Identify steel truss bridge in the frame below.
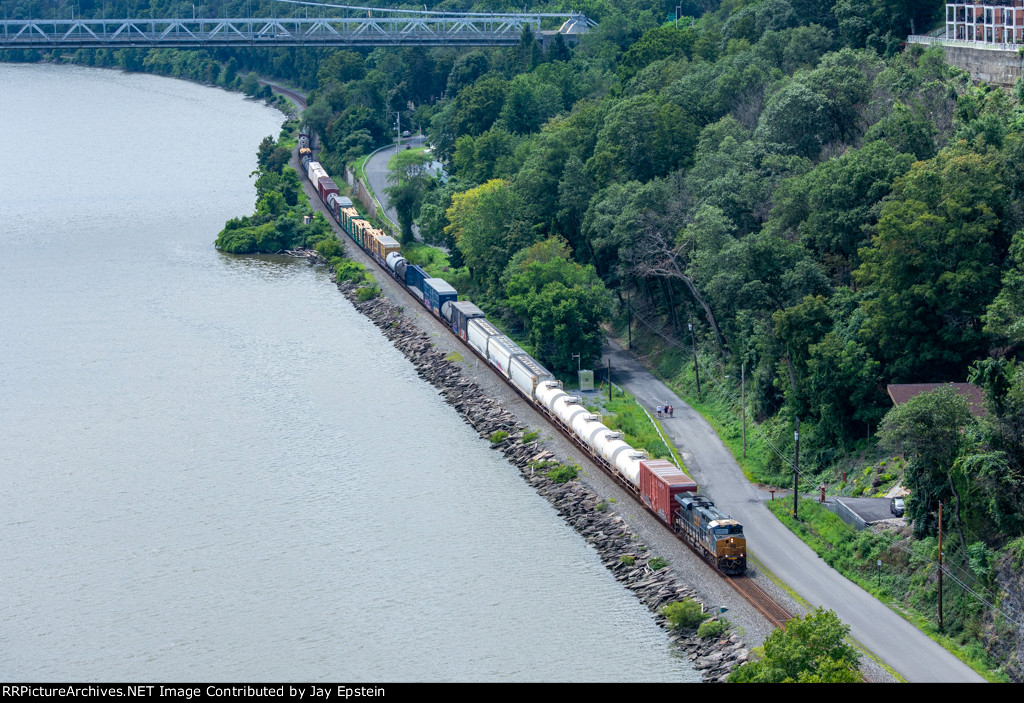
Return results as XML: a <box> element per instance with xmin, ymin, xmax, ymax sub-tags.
<box><xmin>0</xmin><ymin>7</ymin><xmax>595</xmax><ymax>50</ymax></box>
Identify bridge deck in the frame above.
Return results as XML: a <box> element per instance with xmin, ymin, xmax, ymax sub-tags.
<box><xmin>0</xmin><ymin>15</ymin><xmax>591</xmax><ymax>49</ymax></box>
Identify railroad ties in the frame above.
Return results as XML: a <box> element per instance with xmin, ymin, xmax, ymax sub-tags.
<box><xmin>334</xmin><ymin>274</ymin><xmax>751</xmax><ymax>681</ymax></box>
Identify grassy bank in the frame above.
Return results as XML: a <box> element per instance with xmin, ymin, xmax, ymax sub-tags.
<box><xmin>767</xmin><ymin>499</ymin><xmax>1008</xmax><ymax>681</ymax></box>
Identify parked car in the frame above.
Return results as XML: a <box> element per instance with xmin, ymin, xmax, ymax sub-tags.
<box><xmin>890</xmin><ymin>496</ymin><xmax>905</xmax><ymax>517</ymax></box>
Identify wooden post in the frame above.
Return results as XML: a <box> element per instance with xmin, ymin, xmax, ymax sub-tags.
<box><xmin>938</xmin><ymin>501</ymin><xmax>944</xmax><ymax>632</ymax></box>
<box><xmin>689</xmin><ymin>313</ymin><xmax>701</xmax><ymax>401</ymax></box>
<box><xmin>627</xmin><ymin>289</ymin><xmax>632</xmax><ymax>350</ymax></box>
<box><xmin>741</xmin><ymin>362</ymin><xmax>746</xmax><ymax>459</ymax></box>
<box><xmin>793</xmin><ymin>419</ymin><xmax>800</xmax><ymax>517</ymax></box>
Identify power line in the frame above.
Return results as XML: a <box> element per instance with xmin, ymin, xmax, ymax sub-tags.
<box><xmin>627</xmin><ymin>303</ymin><xmax>796</xmax><ymax>468</ymax></box>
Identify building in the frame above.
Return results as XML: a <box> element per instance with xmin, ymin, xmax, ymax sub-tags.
<box><xmin>946</xmin><ymin>2</ymin><xmax>1024</xmax><ymax>44</ymax></box>
<box><xmin>886</xmin><ymin>382</ymin><xmax>988</xmax><ymax>418</ymax></box>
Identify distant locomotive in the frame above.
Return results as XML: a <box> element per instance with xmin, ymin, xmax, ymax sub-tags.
<box><xmin>297</xmin><ymin>129</ymin><xmax>746</xmax><ymax>574</ymax></box>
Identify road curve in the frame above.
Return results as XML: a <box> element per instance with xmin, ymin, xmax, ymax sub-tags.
<box><xmin>603</xmin><ymin>338</ymin><xmax>986</xmax><ymax>683</ymax></box>
<box><xmin>364</xmin><ymin>136</ymin><xmax>429</xmax><ymax>240</ymax></box>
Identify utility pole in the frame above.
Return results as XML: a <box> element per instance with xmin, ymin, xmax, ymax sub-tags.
<box><xmin>626</xmin><ymin>289</ymin><xmax>632</xmax><ymax>350</ymax></box>
<box><xmin>793</xmin><ymin>418</ymin><xmax>800</xmax><ymax>517</ymax></box>
<box><xmin>607</xmin><ymin>359</ymin><xmax>612</xmax><ymax>401</ymax></box>
<box><xmin>741</xmin><ymin>362</ymin><xmax>746</xmax><ymax>459</ymax></box>
<box><xmin>938</xmin><ymin>502</ymin><xmax>944</xmax><ymax>632</ymax></box>
<box><xmin>688</xmin><ymin>313</ymin><xmax>701</xmax><ymax>401</ymax></box>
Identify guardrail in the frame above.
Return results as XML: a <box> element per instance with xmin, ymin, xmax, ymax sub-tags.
<box><xmin>908</xmin><ymin>34</ymin><xmax>1024</xmax><ymax>52</ymax></box>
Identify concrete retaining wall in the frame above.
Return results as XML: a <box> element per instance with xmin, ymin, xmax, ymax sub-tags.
<box><xmin>941</xmin><ymin>45</ymin><xmax>1024</xmax><ymax>86</ymax></box>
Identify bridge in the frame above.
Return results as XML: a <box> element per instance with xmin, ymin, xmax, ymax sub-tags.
<box><xmin>0</xmin><ymin>6</ymin><xmax>595</xmax><ymax>50</ymax></box>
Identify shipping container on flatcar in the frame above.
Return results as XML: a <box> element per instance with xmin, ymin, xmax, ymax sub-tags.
<box><xmin>441</xmin><ymin>300</ymin><xmax>485</xmax><ymax>342</ymax></box>
<box><xmin>422</xmin><ymin>278</ymin><xmax>457</xmax><ymax>316</ymax></box>
<box><xmin>367</xmin><ymin>231</ymin><xmax>401</xmax><ymax>266</ymax></box>
<box><xmin>404</xmin><ymin>264</ymin><xmax>428</xmax><ymax>299</ymax></box>
<box><xmin>327</xmin><ymin>194</ymin><xmax>352</xmax><ymax>222</ymax></box>
<box><xmin>318</xmin><ymin>176</ymin><xmax>339</xmax><ymax>203</ymax></box>
<box><xmin>639</xmin><ymin>459</ymin><xmax>697</xmax><ymax>525</ymax></box>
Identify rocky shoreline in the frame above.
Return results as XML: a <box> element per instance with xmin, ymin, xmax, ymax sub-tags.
<box><xmin>332</xmin><ymin>271</ymin><xmax>750</xmax><ymax>683</ymax></box>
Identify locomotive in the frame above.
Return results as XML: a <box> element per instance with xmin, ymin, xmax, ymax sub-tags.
<box><xmin>297</xmin><ymin>130</ymin><xmax>746</xmax><ymax>574</ymax></box>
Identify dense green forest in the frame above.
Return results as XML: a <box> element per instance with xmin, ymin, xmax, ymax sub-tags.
<box><xmin>8</xmin><ymin>0</ymin><xmax>1024</xmax><ymax>677</ymax></box>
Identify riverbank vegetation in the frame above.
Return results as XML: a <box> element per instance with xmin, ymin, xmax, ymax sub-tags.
<box><xmin>214</xmin><ymin>132</ymin><xmax>336</xmax><ymax>255</ymax></box>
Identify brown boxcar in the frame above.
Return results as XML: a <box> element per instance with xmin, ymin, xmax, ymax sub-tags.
<box><xmin>639</xmin><ymin>459</ymin><xmax>697</xmax><ymax>525</ymax></box>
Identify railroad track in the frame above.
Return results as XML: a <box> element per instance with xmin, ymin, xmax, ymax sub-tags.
<box><xmin>725</xmin><ymin>573</ymin><xmax>792</xmax><ymax>628</ymax></box>
<box><xmin>298</xmin><ymin>144</ymin><xmax>800</xmax><ymax>636</ymax></box>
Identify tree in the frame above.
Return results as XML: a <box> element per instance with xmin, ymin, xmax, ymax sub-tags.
<box><xmin>984</xmin><ymin>228</ymin><xmax>1024</xmax><ymax>345</ymax></box>
<box><xmin>729</xmin><ymin>608</ymin><xmax>861</xmax><ymax>683</ymax></box>
<box><xmin>855</xmin><ymin>145</ymin><xmax>1008</xmax><ymax>381</ymax></box>
<box><xmin>755</xmin><ymin>81</ymin><xmax>830</xmax><ymax>158</ymax></box>
<box><xmin>504</xmin><ymin>238</ymin><xmax>612</xmax><ymax>373</ymax></box>
<box><xmin>451</xmin><ymin>74</ymin><xmax>509</xmax><ymax>138</ymax></box>
<box><xmin>877</xmin><ymin>386</ymin><xmax>976</xmax><ymax>543</ymax></box>
<box><xmin>385</xmin><ymin>150</ymin><xmax>435</xmax><ymax>244</ymax></box>
<box><xmin>767</xmin><ymin>140</ymin><xmax>914</xmax><ymax>285</ymax></box>
<box><xmin>588</xmin><ymin>92</ymin><xmax>697</xmax><ymax>185</ymax></box>
<box><xmin>445</xmin><ymin>179</ymin><xmax>533</xmax><ymax>295</ymax></box>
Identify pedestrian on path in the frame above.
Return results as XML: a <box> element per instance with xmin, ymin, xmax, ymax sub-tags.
<box><xmin>656</xmin><ymin>405</ymin><xmax>662</xmax><ymax>417</ymax></box>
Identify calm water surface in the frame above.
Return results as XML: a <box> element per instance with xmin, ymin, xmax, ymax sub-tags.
<box><xmin>0</xmin><ymin>64</ymin><xmax>699</xmax><ymax>683</ymax></box>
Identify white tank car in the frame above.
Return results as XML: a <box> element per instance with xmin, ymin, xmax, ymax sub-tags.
<box><xmin>385</xmin><ymin>252</ymin><xmax>405</xmax><ymax>273</ymax></box>
<box><xmin>572</xmin><ymin>413</ymin><xmax>609</xmax><ymax>447</ymax></box>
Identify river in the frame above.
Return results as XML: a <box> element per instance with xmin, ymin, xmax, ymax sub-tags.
<box><xmin>0</xmin><ymin>63</ymin><xmax>699</xmax><ymax>683</ymax></box>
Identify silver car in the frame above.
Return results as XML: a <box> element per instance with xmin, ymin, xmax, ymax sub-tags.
<box><xmin>890</xmin><ymin>496</ymin><xmax>905</xmax><ymax>517</ymax></box>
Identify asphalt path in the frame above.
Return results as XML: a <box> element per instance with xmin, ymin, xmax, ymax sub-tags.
<box><xmin>603</xmin><ymin>338</ymin><xmax>986</xmax><ymax>683</ymax></box>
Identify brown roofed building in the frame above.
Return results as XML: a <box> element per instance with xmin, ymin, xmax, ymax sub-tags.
<box><xmin>886</xmin><ymin>383</ymin><xmax>988</xmax><ymax>418</ymax></box>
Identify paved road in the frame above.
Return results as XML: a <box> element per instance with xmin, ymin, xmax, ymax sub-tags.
<box><xmin>365</xmin><ymin>135</ymin><xmax>445</xmax><ymax>243</ymax></box>
<box><xmin>603</xmin><ymin>338</ymin><xmax>986</xmax><ymax>683</ymax></box>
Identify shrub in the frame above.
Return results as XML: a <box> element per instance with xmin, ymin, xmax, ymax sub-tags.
<box><xmin>545</xmin><ymin>463</ymin><xmax>578</xmax><ymax>483</ymax></box>
<box><xmin>697</xmin><ymin>618</ymin><xmax>730</xmax><ymax>639</ymax></box>
<box><xmin>663</xmin><ymin>598</ymin><xmax>709</xmax><ymax>630</ymax></box>
<box><xmin>489</xmin><ymin>430</ymin><xmax>509</xmax><ymax>444</ymax></box>
<box><xmin>522</xmin><ymin>430</ymin><xmax>539</xmax><ymax>443</ymax></box>
<box><xmin>649</xmin><ymin>557</ymin><xmax>669</xmax><ymax>570</ymax></box>
<box><xmin>356</xmin><ymin>285</ymin><xmax>379</xmax><ymax>301</ymax></box>
<box><xmin>335</xmin><ymin>259</ymin><xmax>367</xmax><ymax>283</ymax></box>
<box><xmin>619</xmin><ymin>555</ymin><xmax>636</xmax><ymax>566</ymax></box>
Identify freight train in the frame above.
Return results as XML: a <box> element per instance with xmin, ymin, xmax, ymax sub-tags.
<box><xmin>297</xmin><ymin>131</ymin><xmax>747</xmax><ymax>575</ymax></box>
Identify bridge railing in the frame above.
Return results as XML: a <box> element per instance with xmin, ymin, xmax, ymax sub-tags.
<box><xmin>0</xmin><ymin>15</ymin><xmax>587</xmax><ymax>49</ymax></box>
